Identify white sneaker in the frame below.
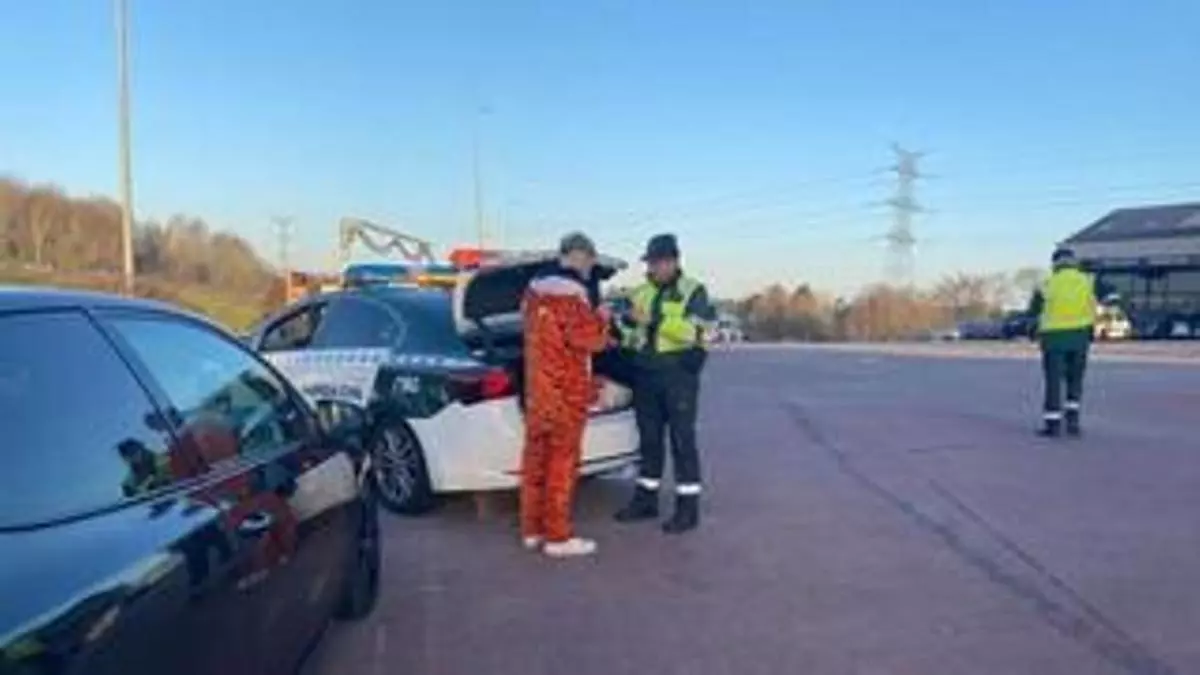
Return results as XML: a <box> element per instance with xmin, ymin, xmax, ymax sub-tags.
<box><xmin>543</xmin><ymin>537</ymin><xmax>597</xmax><ymax>558</ymax></box>
<box><xmin>521</xmin><ymin>536</ymin><xmax>544</xmax><ymax>551</ymax></box>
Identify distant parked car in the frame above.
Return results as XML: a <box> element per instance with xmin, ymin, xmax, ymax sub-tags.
<box><xmin>0</xmin><ymin>288</ymin><xmax>380</xmax><ymax>675</ymax></box>
<box><xmin>1128</xmin><ymin>311</ymin><xmax>1192</xmax><ymax>340</ymax></box>
<box><xmin>1000</xmin><ymin>311</ymin><xmax>1037</xmax><ymax>340</ymax></box>
<box><xmin>929</xmin><ymin>326</ymin><xmax>961</xmax><ymax>341</ymax></box>
<box><xmin>957</xmin><ymin>319</ymin><xmax>1005</xmax><ymax>340</ymax></box>
<box><xmin>1093</xmin><ymin>304</ymin><xmax>1133</xmax><ymax>341</ymax></box>
<box><xmin>708</xmin><ymin>317</ymin><xmax>744</xmax><ymax>344</ymax></box>
<box><xmin>1163</xmin><ymin>314</ymin><xmax>1198</xmax><ymax>339</ymax></box>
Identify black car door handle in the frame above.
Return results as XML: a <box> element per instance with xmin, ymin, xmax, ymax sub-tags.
<box><xmin>237</xmin><ymin>511</ymin><xmax>275</xmax><ymax>537</ymax></box>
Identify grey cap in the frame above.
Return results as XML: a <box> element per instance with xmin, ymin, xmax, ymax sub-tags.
<box><xmin>559</xmin><ymin>231</ymin><xmax>597</xmax><ymax>257</ymax></box>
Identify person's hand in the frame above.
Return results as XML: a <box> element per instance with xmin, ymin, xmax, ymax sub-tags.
<box><xmin>629</xmin><ymin>305</ymin><xmax>648</xmax><ymax>325</ymax></box>
<box><xmin>597</xmin><ymin>304</ymin><xmax>613</xmax><ymax>324</ymax></box>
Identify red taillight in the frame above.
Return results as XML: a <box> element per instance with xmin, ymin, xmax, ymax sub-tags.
<box><xmin>479</xmin><ymin>369</ymin><xmax>514</xmax><ymax>399</ymax></box>
<box><xmin>448</xmin><ymin>368</ymin><xmax>516</xmax><ymax>405</ymax></box>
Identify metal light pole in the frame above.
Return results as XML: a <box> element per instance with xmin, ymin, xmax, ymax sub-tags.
<box><xmin>471</xmin><ymin>105</ymin><xmax>494</xmax><ymax>250</ymax></box>
<box><xmin>472</xmin><ymin>126</ymin><xmax>484</xmax><ymax>249</ymax></box>
<box><xmin>115</xmin><ymin>0</ymin><xmax>136</xmax><ymax>295</ymax></box>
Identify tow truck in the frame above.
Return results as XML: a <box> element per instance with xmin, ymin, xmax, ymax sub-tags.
<box><xmin>282</xmin><ymin>218</ymin><xmax>463</xmax><ymax>301</ymax></box>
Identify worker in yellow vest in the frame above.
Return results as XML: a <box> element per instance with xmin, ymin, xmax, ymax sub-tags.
<box><xmin>1027</xmin><ymin>248</ymin><xmax>1104</xmax><ymax>437</ymax></box>
<box><xmin>614</xmin><ymin>234</ymin><xmax>716</xmax><ymax>534</ymax></box>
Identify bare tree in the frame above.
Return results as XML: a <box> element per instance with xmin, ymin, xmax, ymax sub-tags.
<box><xmin>0</xmin><ymin>177</ymin><xmax>280</xmax><ymax>329</ymax></box>
<box><xmin>1011</xmin><ymin>267</ymin><xmax>1045</xmax><ymax>307</ymax></box>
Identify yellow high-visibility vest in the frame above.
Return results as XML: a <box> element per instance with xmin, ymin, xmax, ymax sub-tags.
<box><xmin>627</xmin><ymin>275</ymin><xmax>706</xmax><ymax>353</ymax></box>
<box><xmin>1039</xmin><ymin>268</ymin><xmax>1097</xmax><ymax>333</ymax></box>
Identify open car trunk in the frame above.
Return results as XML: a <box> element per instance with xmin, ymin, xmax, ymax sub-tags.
<box><xmin>451</xmin><ymin>251</ymin><xmax>636</xmax><ymax>411</ymax></box>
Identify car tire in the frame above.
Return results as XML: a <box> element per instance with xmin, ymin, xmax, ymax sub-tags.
<box><xmin>335</xmin><ymin>489</ymin><xmax>381</xmax><ymax>621</ymax></box>
<box><xmin>370</xmin><ymin>421</ymin><xmax>435</xmax><ymax>516</ymax></box>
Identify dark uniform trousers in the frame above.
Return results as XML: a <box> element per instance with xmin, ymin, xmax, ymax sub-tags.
<box><xmin>634</xmin><ymin>355</ymin><xmax>702</xmax><ymax>490</ymax></box>
<box><xmin>1041</xmin><ymin>328</ymin><xmax>1091</xmax><ymax>418</ymax></box>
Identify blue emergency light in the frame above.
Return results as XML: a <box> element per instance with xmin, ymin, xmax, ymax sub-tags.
<box><xmin>342</xmin><ymin>262</ymin><xmax>458</xmax><ymax>289</ymax></box>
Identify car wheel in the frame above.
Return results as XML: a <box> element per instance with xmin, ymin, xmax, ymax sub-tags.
<box><xmin>370</xmin><ymin>422</ymin><xmax>435</xmax><ymax>516</ymax></box>
<box><xmin>335</xmin><ymin>488</ymin><xmax>381</xmax><ymax>621</ymax></box>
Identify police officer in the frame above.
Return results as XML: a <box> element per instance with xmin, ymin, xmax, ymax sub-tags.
<box><xmin>614</xmin><ymin>234</ymin><xmax>717</xmax><ymax>534</ymax></box>
<box><xmin>1028</xmin><ymin>247</ymin><xmax>1109</xmax><ymax>437</ymax></box>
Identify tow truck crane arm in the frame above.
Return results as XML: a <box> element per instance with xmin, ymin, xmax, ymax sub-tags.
<box><xmin>337</xmin><ymin>217</ymin><xmax>436</xmax><ymax>267</ymax></box>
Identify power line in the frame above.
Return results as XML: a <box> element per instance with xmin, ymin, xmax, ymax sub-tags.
<box><xmin>523</xmin><ymin>170</ymin><xmax>882</xmax><ymax>228</ymax></box>
<box><xmin>622</xmin><ymin>202</ymin><xmax>887</xmax><ymax>234</ymax></box>
<box><xmin>514</xmin><ymin>177</ymin><xmax>1196</xmax><ymax>252</ymax></box>
<box><xmin>624</xmin><ymin>172</ymin><xmax>882</xmax><ymax>222</ymax></box>
<box><xmin>942</xmin><ymin>146</ymin><xmax>1200</xmax><ymax>178</ymax></box>
<box><xmin>515</xmin><ymin>185</ymin><xmax>889</xmax><ymax>240</ymax></box>
<box><xmin>507</xmin><ymin>141</ymin><xmax>1199</xmax><ymax>229</ymax></box>
<box><xmin>508</xmin><ymin>161</ymin><xmax>1196</xmax><ymax>262</ymax></box>
<box><xmin>936</xmin><ymin>178</ymin><xmax>1200</xmax><ymax>209</ymax></box>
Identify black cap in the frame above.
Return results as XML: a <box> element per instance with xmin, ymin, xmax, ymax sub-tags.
<box><xmin>1052</xmin><ymin>247</ymin><xmax>1077</xmax><ymax>265</ymax></box>
<box><xmin>642</xmin><ymin>233</ymin><xmax>680</xmax><ymax>261</ymax></box>
<box><xmin>118</xmin><ymin>439</ymin><xmax>146</xmax><ymax>458</ymax></box>
<box><xmin>559</xmin><ymin>231</ymin><xmax>597</xmax><ymax>257</ymax></box>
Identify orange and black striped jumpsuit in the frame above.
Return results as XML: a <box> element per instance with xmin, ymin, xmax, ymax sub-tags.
<box><xmin>519</xmin><ymin>270</ymin><xmax>610</xmax><ymax>543</ymax></box>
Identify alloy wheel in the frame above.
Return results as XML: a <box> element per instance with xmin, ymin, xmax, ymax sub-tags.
<box><xmin>372</xmin><ymin>427</ymin><xmax>419</xmax><ymax>506</ymax></box>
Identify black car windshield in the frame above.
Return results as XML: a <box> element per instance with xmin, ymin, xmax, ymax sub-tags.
<box><xmin>373</xmin><ymin>289</ymin><xmax>470</xmax><ymax>356</ymax></box>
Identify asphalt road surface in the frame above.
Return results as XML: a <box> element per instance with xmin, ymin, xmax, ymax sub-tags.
<box><xmin>306</xmin><ymin>346</ymin><xmax>1200</xmax><ymax>675</ymax></box>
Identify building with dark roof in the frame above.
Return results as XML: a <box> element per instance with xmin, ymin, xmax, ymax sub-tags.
<box><xmin>1063</xmin><ymin>202</ymin><xmax>1200</xmax><ymax>337</ymax></box>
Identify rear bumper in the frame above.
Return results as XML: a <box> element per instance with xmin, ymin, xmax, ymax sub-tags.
<box><xmin>409</xmin><ymin>399</ymin><xmax>638</xmax><ymax>493</ymax></box>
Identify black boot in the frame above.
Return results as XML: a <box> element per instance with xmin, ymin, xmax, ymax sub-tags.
<box><xmin>662</xmin><ymin>495</ymin><xmax>699</xmax><ymax>535</ymax></box>
<box><xmin>614</xmin><ymin>487</ymin><xmax>659</xmax><ymax>523</ymax></box>
<box><xmin>1037</xmin><ymin>418</ymin><xmax>1062</xmax><ymax>438</ymax></box>
<box><xmin>1065</xmin><ymin>410</ymin><xmax>1082</xmax><ymax>437</ymax></box>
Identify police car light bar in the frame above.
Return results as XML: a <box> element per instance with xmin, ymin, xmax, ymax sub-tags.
<box><xmin>342</xmin><ymin>261</ymin><xmax>460</xmax><ymax>290</ymax></box>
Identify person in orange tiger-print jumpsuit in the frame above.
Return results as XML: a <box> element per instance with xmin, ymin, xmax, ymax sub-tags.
<box><xmin>520</xmin><ymin>232</ymin><xmax>612</xmax><ymax>558</ymax></box>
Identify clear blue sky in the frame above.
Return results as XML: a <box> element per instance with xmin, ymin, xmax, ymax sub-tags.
<box><xmin>3</xmin><ymin>0</ymin><xmax>1199</xmax><ymax>297</ymax></box>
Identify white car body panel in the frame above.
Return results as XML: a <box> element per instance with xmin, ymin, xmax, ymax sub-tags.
<box><xmin>412</xmin><ymin>398</ymin><xmax>638</xmax><ymax>492</ymax></box>
<box><xmin>265</xmin><ymin>347</ymin><xmax>638</xmax><ymax>494</ymax></box>
<box><xmin>263</xmin><ymin>348</ymin><xmax>393</xmax><ymax>408</ymax></box>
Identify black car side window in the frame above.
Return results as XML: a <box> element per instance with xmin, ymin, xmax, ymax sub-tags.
<box><xmin>107</xmin><ymin>315</ymin><xmax>314</xmax><ymax>463</ymax></box>
<box><xmin>0</xmin><ymin>311</ymin><xmax>174</xmax><ymax>527</ymax></box>
<box><xmin>260</xmin><ymin>304</ymin><xmax>325</xmax><ymax>353</ymax></box>
<box><xmin>312</xmin><ymin>297</ymin><xmax>406</xmax><ymax>349</ymax></box>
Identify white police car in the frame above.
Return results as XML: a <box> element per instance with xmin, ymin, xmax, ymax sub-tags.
<box><xmin>250</xmin><ymin>253</ymin><xmax>638</xmax><ymax>515</ymax></box>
